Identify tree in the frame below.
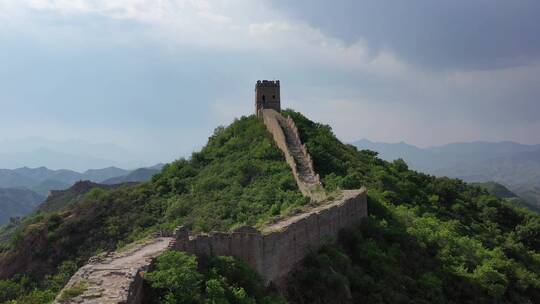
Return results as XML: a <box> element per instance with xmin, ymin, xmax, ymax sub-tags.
<box><xmin>145</xmin><ymin>252</ymin><xmax>203</xmax><ymax>304</ymax></box>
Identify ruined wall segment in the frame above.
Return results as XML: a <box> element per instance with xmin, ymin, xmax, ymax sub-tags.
<box><xmin>55</xmin><ymin>79</ymin><xmax>368</xmax><ymax>303</ymax></box>
<box><xmin>260</xmin><ymin>189</ymin><xmax>366</xmax><ymax>282</ymax></box>
<box><xmin>54</xmin><ymin>237</ymin><xmax>174</xmax><ymax>304</ymax></box>
<box><xmin>55</xmin><ymin>190</ymin><xmax>367</xmax><ymax>304</ymax></box>
<box><xmin>172</xmin><ymin>189</ymin><xmax>367</xmax><ymax>284</ymax></box>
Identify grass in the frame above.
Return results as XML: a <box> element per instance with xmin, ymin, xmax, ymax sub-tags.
<box><xmin>58</xmin><ymin>282</ymin><xmax>88</xmax><ymax>302</ymax></box>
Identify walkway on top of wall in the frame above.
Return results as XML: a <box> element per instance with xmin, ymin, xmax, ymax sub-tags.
<box><xmin>260</xmin><ymin>109</ymin><xmax>324</xmax><ymax>200</ymax></box>
<box><xmin>55</xmin><ymin>109</ymin><xmax>367</xmax><ymax>304</ymax></box>
<box><xmin>54</xmin><ymin>237</ymin><xmax>173</xmax><ymax>304</ymax></box>
<box><xmin>55</xmin><ymin>189</ymin><xmax>368</xmax><ymax>304</ymax></box>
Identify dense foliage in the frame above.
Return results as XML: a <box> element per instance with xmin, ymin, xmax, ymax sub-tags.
<box><xmin>144</xmin><ymin>251</ymin><xmax>284</xmax><ymax>304</ymax></box>
<box><xmin>0</xmin><ymin>116</ymin><xmax>306</xmax><ymax>303</ymax></box>
<box><xmin>282</xmin><ymin>110</ymin><xmax>540</xmax><ymax>303</ymax></box>
<box><xmin>0</xmin><ymin>261</ymin><xmax>77</xmax><ymax>303</ymax></box>
<box><xmin>1</xmin><ymin>110</ymin><xmax>539</xmax><ymax>303</ymax></box>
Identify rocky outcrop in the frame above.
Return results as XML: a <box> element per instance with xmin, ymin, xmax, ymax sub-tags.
<box><xmin>54</xmin><ymin>237</ymin><xmax>173</xmax><ymax>304</ymax></box>
<box><xmin>261</xmin><ymin>109</ymin><xmax>322</xmax><ymax>199</ymax></box>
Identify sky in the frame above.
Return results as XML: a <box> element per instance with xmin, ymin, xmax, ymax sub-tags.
<box><xmin>1</xmin><ymin>0</ymin><xmax>539</xmax><ymax>170</ymax></box>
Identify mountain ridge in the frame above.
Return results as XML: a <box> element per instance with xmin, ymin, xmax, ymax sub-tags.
<box><xmin>0</xmin><ymin>165</ymin><xmax>164</xmax><ymax>226</ymax></box>
<box><xmin>353</xmin><ymin>138</ymin><xmax>540</xmax><ymax>212</ymax></box>
<box><xmin>0</xmin><ymin>188</ymin><xmax>45</xmax><ymax>225</ymax></box>
<box><xmin>0</xmin><ymin>112</ymin><xmax>538</xmax><ymax>303</ymax></box>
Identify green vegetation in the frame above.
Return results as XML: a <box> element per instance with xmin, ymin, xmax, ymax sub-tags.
<box><xmin>144</xmin><ymin>251</ymin><xmax>283</xmax><ymax>304</ymax></box>
<box><xmin>57</xmin><ymin>282</ymin><xmax>88</xmax><ymax>302</ymax></box>
<box><xmin>0</xmin><ymin>110</ymin><xmax>539</xmax><ymax>303</ymax></box>
<box><xmin>472</xmin><ymin>181</ymin><xmax>540</xmax><ymax>214</ymax></box>
<box><xmin>0</xmin><ymin>261</ymin><xmax>77</xmax><ymax>304</ymax></box>
<box><xmin>282</xmin><ymin>110</ymin><xmax>540</xmax><ymax>303</ymax></box>
<box><xmin>0</xmin><ymin>115</ymin><xmax>306</xmax><ymax>303</ymax></box>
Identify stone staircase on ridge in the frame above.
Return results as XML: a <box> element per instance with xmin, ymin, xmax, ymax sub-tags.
<box><xmin>276</xmin><ymin>115</ymin><xmax>320</xmax><ymax>186</ymax></box>
<box><xmin>260</xmin><ymin>109</ymin><xmax>322</xmax><ymax>199</ymax></box>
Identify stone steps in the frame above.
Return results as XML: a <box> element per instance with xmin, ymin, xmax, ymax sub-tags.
<box><xmin>260</xmin><ymin>109</ymin><xmax>322</xmax><ymax>199</ymax></box>
<box><xmin>277</xmin><ymin>116</ymin><xmax>319</xmax><ymax>186</ymax></box>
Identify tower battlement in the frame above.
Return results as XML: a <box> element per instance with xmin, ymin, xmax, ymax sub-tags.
<box><xmin>255</xmin><ymin>80</ymin><xmax>281</xmax><ymax>116</ymax></box>
<box><xmin>255</xmin><ymin>80</ymin><xmax>280</xmax><ymax>88</ymax></box>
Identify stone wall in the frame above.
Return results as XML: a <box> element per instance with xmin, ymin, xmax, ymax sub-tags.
<box><xmin>172</xmin><ymin>189</ymin><xmax>367</xmax><ymax>284</ymax></box>
<box><xmin>261</xmin><ymin>109</ymin><xmax>321</xmax><ymax>198</ymax></box>
<box><xmin>261</xmin><ymin>109</ymin><xmax>303</xmax><ymax>192</ymax></box>
<box><xmin>54</xmin><ymin>237</ymin><xmax>174</xmax><ymax>304</ymax></box>
<box><xmin>55</xmin><ymin>190</ymin><xmax>367</xmax><ymax>304</ymax></box>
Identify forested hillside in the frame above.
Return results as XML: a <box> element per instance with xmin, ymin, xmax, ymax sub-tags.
<box><xmin>0</xmin><ymin>166</ymin><xmax>163</xmax><ymax>224</ymax></box>
<box><xmin>284</xmin><ymin>110</ymin><xmax>539</xmax><ymax>303</ymax></box>
<box><xmin>0</xmin><ymin>112</ymin><xmax>539</xmax><ymax>303</ymax></box>
<box><xmin>0</xmin><ymin>115</ymin><xmax>306</xmax><ymax>303</ymax></box>
<box><xmin>354</xmin><ymin>139</ymin><xmax>540</xmax><ymax>213</ymax></box>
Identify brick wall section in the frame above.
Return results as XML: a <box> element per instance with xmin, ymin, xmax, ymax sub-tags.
<box><xmin>172</xmin><ymin>189</ymin><xmax>367</xmax><ymax>284</ymax></box>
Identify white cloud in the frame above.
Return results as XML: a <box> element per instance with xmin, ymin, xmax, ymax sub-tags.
<box><xmin>2</xmin><ymin>0</ymin><xmax>409</xmax><ymax>76</ymax></box>
<box><xmin>1</xmin><ymin>0</ymin><xmax>539</xmax><ymax>150</ymax></box>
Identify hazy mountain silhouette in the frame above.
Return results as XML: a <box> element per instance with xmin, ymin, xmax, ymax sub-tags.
<box><xmin>103</xmin><ymin>167</ymin><xmax>163</xmax><ymax>184</ymax></box>
<box><xmin>353</xmin><ymin>139</ymin><xmax>540</xmax><ymax>211</ymax></box>
<box><xmin>0</xmin><ymin>188</ymin><xmax>45</xmax><ymax>225</ymax></box>
<box><xmin>0</xmin><ymin>165</ymin><xmax>163</xmax><ymax>225</ymax></box>
<box><xmin>0</xmin><ymin>138</ymin><xmax>152</xmax><ymax>171</ymax></box>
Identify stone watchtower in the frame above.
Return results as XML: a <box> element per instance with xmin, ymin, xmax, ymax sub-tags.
<box><xmin>255</xmin><ymin>80</ymin><xmax>281</xmax><ymax>116</ymax></box>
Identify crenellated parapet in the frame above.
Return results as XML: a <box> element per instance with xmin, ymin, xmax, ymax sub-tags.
<box><xmin>255</xmin><ymin>80</ymin><xmax>281</xmax><ymax>116</ymax></box>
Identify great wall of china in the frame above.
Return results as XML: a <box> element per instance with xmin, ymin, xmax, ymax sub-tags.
<box><xmin>260</xmin><ymin>109</ymin><xmax>323</xmax><ymax>200</ymax></box>
<box><xmin>56</xmin><ymin>189</ymin><xmax>367</xmax><ymax>304</ymax></box>
<box><xmin>55</xmin><ymin>80</ymin><xmax>368</xmax><ymax>303</ymax></box>
<box><xmin>172</xmin><ymin>189</ymin><xmax>366</xmax><ymax>284</ymax></box>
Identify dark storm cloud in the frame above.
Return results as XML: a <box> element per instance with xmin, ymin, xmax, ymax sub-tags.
<box><xmin>272</xmin><ymin>0</ymin><xmax>540</xmax><ymax>70</ymax></box>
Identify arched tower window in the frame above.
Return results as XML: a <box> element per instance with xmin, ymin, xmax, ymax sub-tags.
<box><xmin>262</xmin><ymin>95</ymin><xmax>266</xmax><ymax>102</ymax></box>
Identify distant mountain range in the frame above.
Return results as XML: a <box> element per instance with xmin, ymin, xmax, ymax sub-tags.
<box><xmin>36</xmin><ymin>180</ymin><xmax>139</xmax><ymax>214</ymax></box>
<box><xmin>0</xmin><ymin>188</ymin><xmax>45</xmax><ymax>225</ymax></box>
<box><xmin>102</xmin><ymin>167</ymin><xmax>161</xmax><ymax>184</ymax></box>
<box><xmin>353</xmin><ymin>139</ymin><xmax>540</xmax><ymax>211</ymax></box>
<box><xmin>0</xmin><ymin>164</ymin><xmax>164</xmax><ymax>225</ymax></box>
<box><xmin>0</xmin><ymin>138</ymin><xmax>146</xmax><ymax>171</ymax></box>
